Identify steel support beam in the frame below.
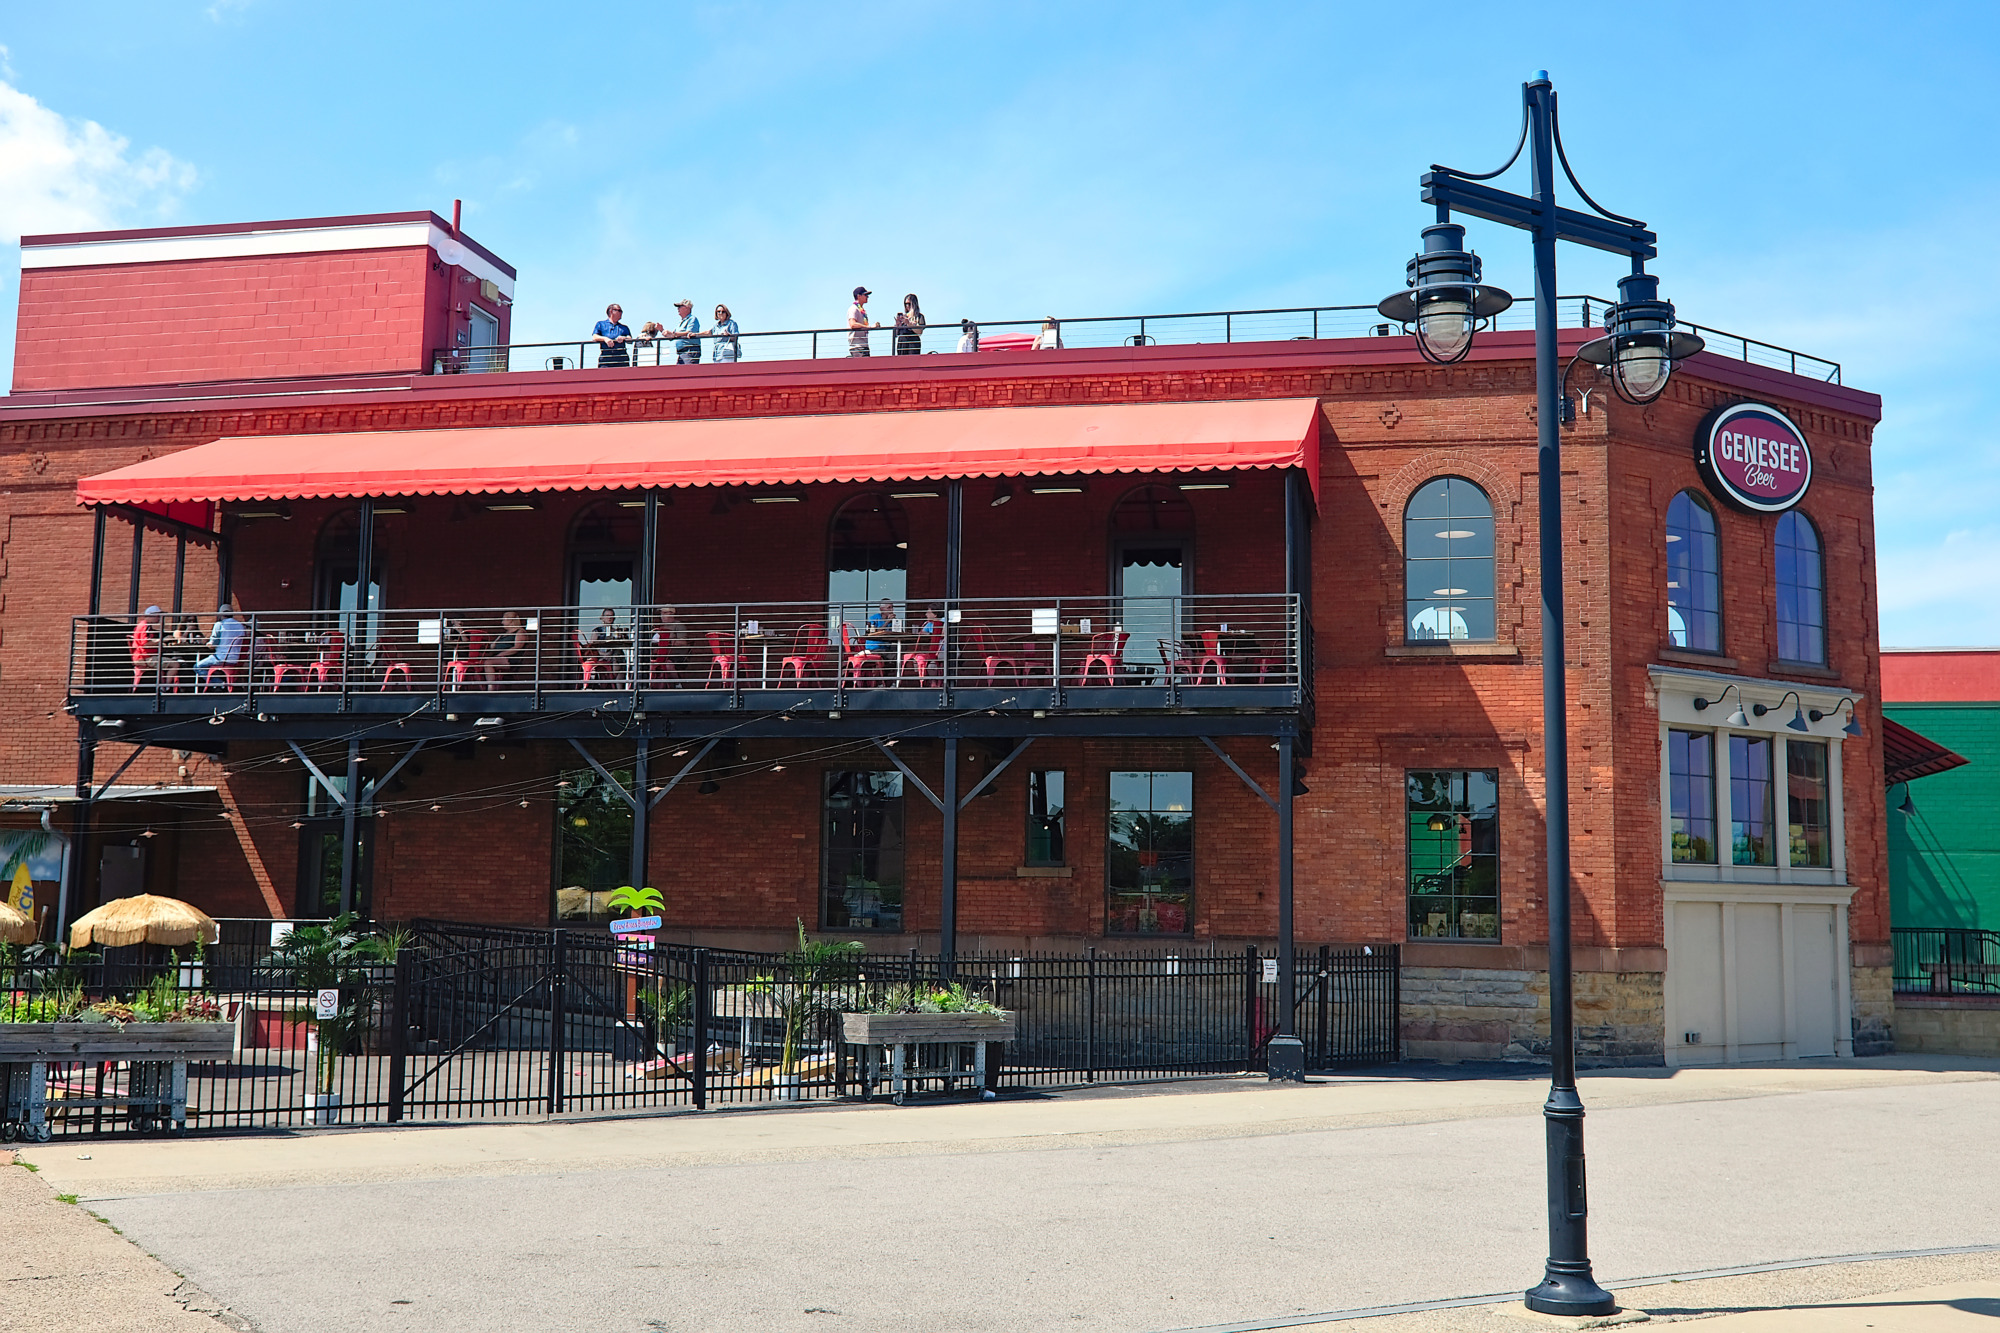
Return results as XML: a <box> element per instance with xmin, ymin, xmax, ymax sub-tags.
<box><xmin>940</xmin><ymin>737</ymin><xmax>958</xmax><ymax>979</ymax></box>
<box><xmin>127</xmin><ymin>522</ymin><xmax>144</xmax><ymax>617</ymax></box>
<box><xmin>338</xmin><ymin>740</ymin><xmax>363</xmax><ymax>917</ymax></box>
<box><xmin>630</xmin><ymin>738</ymin><xmax>651</xmax><ymax>890</ymax></box>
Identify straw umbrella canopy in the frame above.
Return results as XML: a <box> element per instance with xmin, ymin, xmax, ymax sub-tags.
<box><xmin>0</xmin><ymin>900</ymin><xmax>36</xmax><ymax>946</ymax></box>
<box><xmin>68</xmin><ymin>895</ymin><xmax>219</xmax><ymax>950</ymax></box>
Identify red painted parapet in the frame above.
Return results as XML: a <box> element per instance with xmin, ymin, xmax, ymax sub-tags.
<box><xmin>13</xmin><ymin>211</ymin><xmax>513</xmax><ymax>393</ymax></box>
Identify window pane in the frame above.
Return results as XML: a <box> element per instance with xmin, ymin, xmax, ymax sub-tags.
<box><xmin>822</xmin><ymin>770</ymin><xmax>905</xmax><ymax>931</ymax></box>
<box><xmin>1107</xmin><ymin>771</ymin><xmax>1193</xmax><ymax>935</ymax></box>
<box><xmin>1787</xmin><ymin>741</ymin><xmax>1832</xmax><ymax>868</ymax></box>
<box><xmin>1405</xmin><ymin>478</ymin><xmax>1496</xmax><ymax>644</ymax></box>
<box><xmin>1668</xmin><ymin>730</ymin><xmax>1716</xmax><ymax>864</ymax></box>
<box><xmin>1775</xmin><ymin>512</ymin><xmax>1825</xmax><ymax>665</ymax></box>
<box><xmin>554</xmin><ymin>766</ymin><xmax>635</xmax><ymax>923</ymax></box>
<box><xmin>1405</xmin><ymin>768</ymin><xmax>1500</xmax><ymax>940</ymax></box>
<box><xmin>1730</xmin><ymin>736</ymin><xmax>1776</xmax><ymax>866</ymax></box>
<box><xmin>1027</xmin><ymin>770</ymin><xmax>1066</xmax><ymax>864</ymax></box>
<box><xmin>1666</xmin><ymin>492</ymin><xmax>1722</xmax><ymax>653</ymax></box>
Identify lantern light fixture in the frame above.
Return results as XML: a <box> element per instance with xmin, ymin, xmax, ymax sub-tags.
<box><xmin>1575</xmin><ymin>271</ymin><xmax>1705</xmax><ymax>405</ymax></box>
<box><xmin>1377</xmin><ymin>223</ymin><xmax>1515</xmax><ymax>364</ymax></box>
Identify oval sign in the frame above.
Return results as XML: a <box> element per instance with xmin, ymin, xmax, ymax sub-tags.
<box><xmin>1695</xmin><ymin>402</ymin><xmax>1812</xmax><ymax>513</ymax></box>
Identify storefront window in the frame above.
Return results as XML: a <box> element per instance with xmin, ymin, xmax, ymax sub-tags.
<box><xmin>823</xmin><ymin>771</ymin><xmax>905</xmax><ymax>931</ymax></box>
<box><xmin>1668</xmin><ymin>730</ymin><xmax>1717</xmax><ymax>864</ymax></box>
<box><xmin>554</xmin><ymin>766</ymin><xmax>634</xmax><ymax>923</ymax></box>
<box><xmin>1775</xmin><ymin>511</ymin><xmax>1826</xmax><ymax>665</ymax></box>
<box><xmin>1730</xmin><ymin>735</ymin><xmax>1777</xmax><ymax>865</ymax></box>
<box><xmin>1787</xmin><ymin>740</ymin><xmax>1833</xmax><ymax>868</ymax></box>
<box><xmin>1404</xmin><ymin>478</ymin><xmax>1496</xmax><ymax>642</ymax></box>
<box><xmin>1027</xmin><ymin>770</ymin><xmax>1066</xmax><ymax>865</ymax></box>
<box><xmin>1666</xmin><ymin>491</ymin><xmax>1722</xmax><ymax>652</ymax></box>
<box><xmin>1107</xmin><ymin>771</ymin><xmax>1192</xmax><ymax>934</ymax></box>
<box><xmin>1406</xmin><ymin>770</ymin><xmax>1499</xmax><ymax>940</ymax></box>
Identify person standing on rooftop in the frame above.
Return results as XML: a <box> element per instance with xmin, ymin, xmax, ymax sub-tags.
<box><xmin>711</xmin><ymin>304</ymin><xmax>741</xmax><ymax>362</ymax></box>
<box><xmin>957</xmin><ymin>319</ymin><xmax>980</xmax><ymax>353</ymax></box>
<box><xmin>593</xmin><ymin>304</ymin><xmax>633</xmax><ymax>367</ymax></box>
<box><xmin>1032</xmin><ymin>317</ymin><xmax>1063</xmax><ymax>350</ymax></box>
<box><xmin>671</xmin><ymin>299</ymin><xmax>702</xmax><ymax>365</ymax></box>
<box><xmin>847</xmin><ymin>287</ymin><xmax>878</xmax><ymax>357</ymax></box>
<box><xmin>893</xmin><ymin>293</ymin><xmax>926</xmax><ymax>356</ymax></box>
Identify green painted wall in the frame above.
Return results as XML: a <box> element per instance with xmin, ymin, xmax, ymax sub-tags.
<box><xmin>1886</xmin><ymin>703</ymin><xmax>2000</xmax><ymax>930</ymax></box>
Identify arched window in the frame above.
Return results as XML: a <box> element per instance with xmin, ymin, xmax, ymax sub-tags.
<box><xmin>828</xmin><ymin>493</ymin><xmax>909</xmax><ymax>635</ymax></box>
<box><xmin>1666</xmin><ymin>490</ymin><xmax>1721</xmax><ymax>652</ymax></box>
<box><xmin>567</xmin><ymin>500</ymin><xmax>643</xmax><ymax>612</ymax></box>
<box><xmin>1775</xmin><ymin>511</ymin><xmax>1825</xmax><ymax>664</ymax></box>
<box><xmin>1404</xmin><ymin>478</ymin><xmax>1495</xmax><ymax>641</ymax></box>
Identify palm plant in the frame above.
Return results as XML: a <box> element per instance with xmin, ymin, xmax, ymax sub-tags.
<box><xmin>606</xmin><ymin>885</ymin><xmax>665</xmax><ymax>918</ymax></box>
<box><xmin>266</xmin><ymin>913</ymin><xmax>393</xmax><ymax>1081</ymax></box>
<box><xmin>761</xmin><ymin>919</ymin><xmax>863</xmax><ymax>1076</ymax></box>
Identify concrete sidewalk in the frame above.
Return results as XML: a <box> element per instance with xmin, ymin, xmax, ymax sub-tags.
<box><xmin>9</xmin><ymin>1056</ymin><xmax>2000</xmax><ymax>1333</ymax></box>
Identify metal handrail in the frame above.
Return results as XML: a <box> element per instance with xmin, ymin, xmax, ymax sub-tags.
<box><xmin>433</xmin><ymin>294</ymin><xmax>1840</xmax><ymax>385</ymax></box>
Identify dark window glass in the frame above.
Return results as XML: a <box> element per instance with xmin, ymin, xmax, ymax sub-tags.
<box><xmin>1027</xmin><ymin>770</ymin><xmax>1066</xmax><ymax>865</ymax></box>
<box><xmin>554</xmin><ymin>766</ymin><xmax>635</xmax><ymax>924</ymax></box>
<box><xmin>1404</xmin><ymin>478</ymin><xmax>1495</xmax><ymax>642</ymax></box>
<box><xmin>823</xmin><ymin>771</ymin><xmax>905</xmax><ymax>931</ymax></box>
<box><xmin>1668</xmin><ymin>730</ymin><xmax>1717</xmax><ymax>864</ymax></box>
<box><xmin>1775</xmin><ymin>511</ymin><xmax>1825</xmax><ymax>664</ymax></box>
<box><xmin>1787</xmin><ymin>740</ymin><xmax>1832</xmax><ymax>868</ymax></box>
<box><xmin>1405</xmin><ymin>770</ymin><xmax>1499</xmax><ymax>940</ymax></box>
<box><xmin>1730</xmin><ymin>735</ymin><xmax>1776</xmax><ymax>866</ymax></box>
<box><xmin>1666</xmin><ymin>491</ymin><xmax>1722</xmax><ymax>652</ymax></box>
<box><xmin>828</xmin><ymin>494</ymin><xmax>910</xmax><ymax>640</ymax></box>
<box><xmin>1107</xmin><ymin>770</ymin><xmax>1193</xmax><ymax>935</ymax></box>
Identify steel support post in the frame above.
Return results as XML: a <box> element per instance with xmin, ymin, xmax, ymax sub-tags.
<box><xmin>59</xmin><ymin>722</ymin><xmax>98</xmax><ymax>940</ymax></box>
<box><xmin>127</xmin><ymin>521</ymin><xmax>144</xmax><ymax>616</ymax></box>
<box><xmin>940</xmin><ymin>737</ymin><xmax>959</xmax><ymax>980</ymax></box>
<box><xmin>1267</xmin><ymin>733</ymin><xmax>1304</xmax><ymax>1080</ymax></box>
<box><xmin>172</xmin><ymin>536</ymin><xmax>187</xmax><ymax>613</ymax></box>
<box><xmin>89</xmin><ymin>508</ymin><xmax>106</xmax><ymax>614</ymax></box>
<box><xmin>1521</xmin><ymin>75</ymin><xmax>1614</xmax><ymax>1319</ymax></box>
<box><xmin>630</xmin><ymin>739</ymin><xmax>651</xmax><ymax>890</ymax></box>
<box><xmin>338</xmin><ymin>739</ymin><xmax>362</xmax><ymax>917</ymax></box>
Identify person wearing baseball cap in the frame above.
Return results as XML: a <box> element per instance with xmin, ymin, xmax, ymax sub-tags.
<box><xmin>847</xmin><ymin>287</ymin><xmax>879</xmax><ymax>357</ymax></box>
<box><xmin>671</xmin><ymin>298</ymin><xmax>703</xmax><ymax>365</ymax></box>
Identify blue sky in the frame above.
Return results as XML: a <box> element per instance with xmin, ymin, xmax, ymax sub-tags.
<box><xmin>1</xmin><ymin>2</ymin><xmax>1995</xmax><ymax>647</ymax></box>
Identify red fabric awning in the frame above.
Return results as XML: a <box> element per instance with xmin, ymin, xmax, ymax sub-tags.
<box><xmin>1882</xmin><ymin>715</ymin><xmax>1971</xmax><ymax>788</ymax></box>
<box><xmin>76</xmin><ymin>399</ymin><xmax>1323</xmax><ymax>507</ymax></box>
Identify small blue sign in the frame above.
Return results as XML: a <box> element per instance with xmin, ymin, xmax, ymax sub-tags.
<box><xmin>610</xmin><ymin>915</ymin><xmax>662</xmax><ymax>935</ymax></box>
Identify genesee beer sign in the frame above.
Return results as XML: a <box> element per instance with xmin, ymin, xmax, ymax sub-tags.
<box><xmin>1694</xmin><ymin>402</ymin><xmax>1813</xmax><ymax>513</ymax></box>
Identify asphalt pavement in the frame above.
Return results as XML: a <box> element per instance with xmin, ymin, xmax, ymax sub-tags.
<box><xmin>11</xmin><ymin>1057</ymin><xmax>2000</xmax><ymax>1333</ymax></box>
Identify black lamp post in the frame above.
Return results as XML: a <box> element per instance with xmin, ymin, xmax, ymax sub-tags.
<box><xmin>1379</xmin><ymin>72</ymin><xmax>1704</xmax><ymax>1319</ymax></box>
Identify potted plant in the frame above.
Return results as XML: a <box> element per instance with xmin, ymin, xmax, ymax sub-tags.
<box><xmin>841</xmin><ymin>981</ymin><xmax>1016</xmax><ymax>1048</ymax></box>
<box><xmin>263</xmin><ymin>913</ymin><xmax>393</xmax><ymax>1125</ymax></box>
<box><xmin>751</xmin><ymin>921</ymin><xmax>863</xmax><ymax>1100</ymax></box>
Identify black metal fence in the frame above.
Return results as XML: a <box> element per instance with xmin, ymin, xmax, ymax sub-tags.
<box><xmin>1</xmin><ymin>922</ymin><xmax>1398</xmax><ymax>1138</ymax></box>
<box><xmin>1892</xmin><ymin>926</ymin><xmax>2000</xmax><ymax>994</ymax></box>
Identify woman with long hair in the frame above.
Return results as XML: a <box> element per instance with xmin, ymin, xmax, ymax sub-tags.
<box><xmin>711</xmin><ymin>304</ymin><xmax>742</xmax><ymax>362</ymax></box>
<box><xmin>893</xmin><ymin>293</ymin><xmax>926</xmax><ymax>356</ymax></box>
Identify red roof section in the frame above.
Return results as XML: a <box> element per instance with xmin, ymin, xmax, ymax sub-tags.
<box><xmin>74</xmin><ymin>398</ymin><xmax>1323</xmax><ymax>506</ymax></box>
<box><xmin>1881</xmin><ymin>649</ymin><xmax>2000</xmax><ymax>703</ymax></box>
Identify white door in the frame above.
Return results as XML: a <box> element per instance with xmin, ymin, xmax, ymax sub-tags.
<box><xmin>468</xmin><ymin>306</ymin><xmax>501</xmax><ymax>372</ymax></box>
<box><xmin>1670</xmin><ymin>901</ymin><xmax>1725</xmax><ymax>1064</ymax></box>
<box><xmin>1733</xmin><ymin>903</ymin><xmax>1786</xmax><ymax>1061</ymax></box>
<box><xmin>1792</xmin><ymin>905</ymin><xmax>1840</xmax><ymax>1057</ymax></box>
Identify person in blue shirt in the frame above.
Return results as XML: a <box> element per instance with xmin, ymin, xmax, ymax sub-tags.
<box><xmin>592</xmin><ymin>304</ymin><xmax>633</xmax><ymax>367</ymax></box>
<box><xmin>865</xmin><ymin>597</ymin><xmax>895</xmax><ymax>653</ymax></box>
<box><xmin>671</xmin><ymin>299</ymin><xmax>702</xmax><ymax>365</ymax></box>
<box><xmin>711</xmin><ymin>304</ymin><xmax>741</xmax><ymax>363</ymax></box>
<box><xmin>194</xmin><ymin>606</ymin><xmax>249</xmax><ymax>684</ymax></box>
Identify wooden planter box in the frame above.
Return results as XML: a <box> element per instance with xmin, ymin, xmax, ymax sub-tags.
<box><xmin>0</xmin><ymin>1022</ymin><xmax>236</xmax><ymax>1064</ymax></box>
<box><xmin>840</xmin><ymin>1012</ymin><xmax>1015</xmax><ymax>1046</ymax></box>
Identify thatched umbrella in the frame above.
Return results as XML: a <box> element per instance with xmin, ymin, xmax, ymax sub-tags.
<box><xmin>68</xmin><ymin>894</ymin><xmax>219</xmax><ymax>950</ymax></box>
<box><xmin>0</xmin><ymin>900</ymin><xmax>36</xmax><ymax>946</ymax></box>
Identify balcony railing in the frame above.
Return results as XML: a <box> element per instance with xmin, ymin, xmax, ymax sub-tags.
<box><xmin>1893</xmin><ymin>926</ymin><xmax>2000</xmax><ymax>994</ymax></box>
<box><xmin>74</xmin><ymin>594</ymin><xmax>1304</xmax><ymax>716</ymax></box>
<box><xmin>434</xmin><ymin>295</ymin><xmax>1841</xmax><ymax>385</ymax></box>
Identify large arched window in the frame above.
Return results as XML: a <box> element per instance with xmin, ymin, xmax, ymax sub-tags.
<box><xmin>1404</xmin><ymin>478</ymin><xmax>1495</xmax><ymax>641</ymax></box>
<box><xmin>1666</xmin><ymin>490</ymin><xmax>1721</xmax><ymax>652</ymax></box>
<box><xmin>1775</xmin><ymin>510</ymin><xmax>1825</xmax><ymax>664</ymax></box>
<box><xmin>828</xmin><ymin>493</ymin><xmax>909</xmax><ymax>634</ymax></box>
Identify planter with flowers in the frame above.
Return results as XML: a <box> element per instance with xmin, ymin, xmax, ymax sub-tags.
<box><xmin>841</xmin><ymin>982</ymin><xmax>1014</xmax><ymax>1104</ymax></box>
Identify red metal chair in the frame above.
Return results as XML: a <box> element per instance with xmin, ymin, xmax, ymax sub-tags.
<box><xmin>839</xmin><ymin>622</ymin><xmax>882</xmax><ymax>682</ymax></box>
<box><xmin>1077</xmin><ymin>631</ymin><xmax>1128</xmax><ymax>685</ymax></box>
<box><xmin>1158</xmin><ymin>638</ymin><xmax>1195</xmax><ymax>686</ymax></box>
<box><xmin>705</xmin><ymin>630</ymin><xmax>741</xmax><ymax>686</ymax></box>
<box><xmin>900</xmin><ymin>627</ymin><xmax>941</xmax><ymax>684</ymax></box>
<box><xmin>310</xmin><ymin>631</ymin><xmax>347</xmax><ymax>691</ymax></box>
<box><xmin>780</xmin><ymin>624</ymin><xmax>829</xmax><ymax>684</ymax></box>
<box><xmin>446</xmin><ymin>628</ymin><xmax>484</xmax><ymax>689</ymax></box>
<box><xmin>1195</xmin><ymin>630</ymin><xmax>1230</xmax><ymax>685</ymax></box>
<box><xmin>646</xmin><ymin>631</ymin><xmax>680</xmax><ymax>687</ymax></box>
<box><xmin>200</xmin><ymin>664</ymin><xmax>241</xmax><ymax>691</ymax></box>
<box><xmin>958</xmin><ymin>626</ymin><xmax>1017</xmax><ymax>684</ymax></box>
<box><xmin>380</xmin><ymin>662</ymin><xmax>414</xmax><ymax>689</ymax></box>
<box><xmin>575</xmin><ymin>637</ymin><xmax>608</xmax><ymax>688</ymax></box>
<box><xmin>271</xmin><ymin>660</ymin><xmax>310</xmax><ymax>691</ymax></box>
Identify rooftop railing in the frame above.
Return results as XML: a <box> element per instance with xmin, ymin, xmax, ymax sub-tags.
<box><xmin>435</xmin><ymin>295</ymin><xmax>1841</xmax><ymax>385</ymax></box>
<box><xmin>74</xmin><ymin>594</ymin><xmax>1305</xmax><ymax>716</ymax></box>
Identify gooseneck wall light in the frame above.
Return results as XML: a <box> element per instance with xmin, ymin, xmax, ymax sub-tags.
<box><xmin>1381</xmin><ymin>73</ymin><xmax>1709</xmax><ymax>1319</ymax></box>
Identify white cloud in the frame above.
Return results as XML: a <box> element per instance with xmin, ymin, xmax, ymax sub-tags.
<box><xmin>204</xmin><ymin>0</ymin><xmax>256</xmax><ymax>21</ymax></box>
<box><xmin>1878</xmin><ymin>526</ymin><xmax>2000</xmax><ymax>648</ymax></box>
<box><xmin>0</xmin><ymin>80</ymin><xmax>196</xmax><ymax>243</ymax></box>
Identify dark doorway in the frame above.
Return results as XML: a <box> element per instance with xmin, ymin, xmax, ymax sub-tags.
<box><xmin>1111</xmin><ymin>485</ymin><xmax>1194</xmax><ymax>669</ymax></box>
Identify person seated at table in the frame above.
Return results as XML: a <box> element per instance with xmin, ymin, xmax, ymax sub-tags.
<box><xmin>128</xmin><ymin>605</ymin><xmax>178</xmax><ymax>690</ymax></box>
<box><xmin>865</xmin><ymin>597</ymin><xmax>896</xmax><ymax>653</ymax></box>
<box><xmin>649</xmin><ymin>605</ymin><xmax>689</xmax><ymax>685</ymax></box>
<box><xmin>485</xmin><ymin>611</ymin><xmax>528</xmax><ymax>685</ymax></box>
<box><xmin>919</xmin><ymin>605</ymin><xmax>945</xmax><ymax>637</ymax></box>
<box><xmin>192</xmin><ymin>605</ymin><xmax>249</xmax><ymax>684</ymax></box>
<box><xmin>586</xmin><ymin>607</ymin><xmax>630</xmax><ymax>682</ymax></box>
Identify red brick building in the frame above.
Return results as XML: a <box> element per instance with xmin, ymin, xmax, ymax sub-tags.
<box><xmin>0</xmin><ymin>211</ymin><xmax>1887</xmax><ymax>1066</ymax></box>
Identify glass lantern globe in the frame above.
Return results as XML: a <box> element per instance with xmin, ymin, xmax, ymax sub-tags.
<box><xmin>1379</xmin><ymin>222</ymin><xmax>1513</xmax><ymax>366</ymax></box>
